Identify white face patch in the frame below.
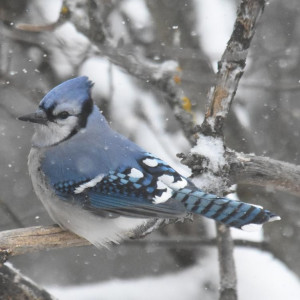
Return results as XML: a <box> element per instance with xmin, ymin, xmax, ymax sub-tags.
<box><xmin>32</xmin><ymin>115</ymin><xmax>79</xmax><ymax>147</ymax></box>
<box><xmin>128</xmin><ymin>168</ymin><xmax>144</xmax><ymax>178</ymax></box>
<box><xmin>158</xmin><ymin>174</ymin><xmax>188</xmax><ymax>190</ymax></box>
<box><xmin>74</xmin><ymin>174</ymin><xmax>104</xmax><ymax>194</ymax></box>
<box><xmin>143</xmin><ymin>158</ymin><xmax>158</xmax><ymax>167</ymax></box>
<box><xmin>153</xmin><ymin>181</ymin><xmax>173</xmax><ymax>204</ymax></box>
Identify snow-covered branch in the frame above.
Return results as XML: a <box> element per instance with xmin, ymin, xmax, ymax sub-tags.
<box><xmin>185</xmin><ymin>1</ymin><xmax>266</xmax><ymax>299</ymax></box>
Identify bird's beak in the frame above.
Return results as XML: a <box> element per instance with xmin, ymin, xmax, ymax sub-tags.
<box><xmin>18</xmin><ymin>109</ymin><xmax>48</xmax><ymax>125</ymax></box>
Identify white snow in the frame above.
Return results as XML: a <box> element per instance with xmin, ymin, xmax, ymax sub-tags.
<box><xmin>48</xmin><ymin>248</ymin><xmax>300</xmax><ymax>300</ymax></box>
<box><xmin>120</xmin><ymin>0</ymin><xmax>152</xmax><ymax>30</ymax></box>
<box><xmin>32</xmin><ymin>0</ymin><xmax>62</xmax><ymax>23</ymax></box>
<box><xmin>79</xmin><ymin>57</ymin><xmax>113</xmax><ymax>99</ymax></box>
<box><xmin>236</xmin><ymin>248</ymin><xmax>300</xmax><ymax>300</ymax></box>
<box><xmin>48</xmin><ymin>254</ymin><xmax>218</xmax><ymax>300</ymax></box>
<box><xmin>195</xmin><ymin>0</ymin><xmax>236</xmax><ymax>70</ymax></box>
<box><xmin>191</xmin><ymin>173</ymin><xmax>225</xmax><ymax>194</ymax></box>
<box><xmin>50</xmin><ymin>23</ymin><xmax>91</xmax><ymax>78</ymax></box>
<box><xmin>191</xmin><ymin>135</ymin><xmax>226</xmax><ymax>173</ymax></box>
<box><xmin>152</xmin><ymin>60</ymin><xmax>178</xmax><ymax>80</ymax></box>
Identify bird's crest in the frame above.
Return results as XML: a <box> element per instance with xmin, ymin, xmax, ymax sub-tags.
<box><xmin>39</xmin><ymin>76</ymin><xmax>94</xmax><ymax>110</ymax></box>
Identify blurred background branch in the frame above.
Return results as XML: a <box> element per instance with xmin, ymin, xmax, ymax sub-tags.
<box><xmin>0</xmin><ymin>263</ymin><xmax>56</xmax><ymax>300</ymax></box>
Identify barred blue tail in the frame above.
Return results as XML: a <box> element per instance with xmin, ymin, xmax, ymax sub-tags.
<box><xmin>173</xmin><ymin>188</ymin><xmax>279</xmax><ymax>229</ymax></box>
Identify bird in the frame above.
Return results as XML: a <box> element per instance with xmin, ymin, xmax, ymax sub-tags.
<box><xmin>18</xmin><ymin>76</ymin><xmax>280</xmax><ymax>248</ymax></box>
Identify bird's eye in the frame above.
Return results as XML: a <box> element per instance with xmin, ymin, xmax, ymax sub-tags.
<box><xmin>57</xmin><ymin>111</ymin><xmax>70</xmax><ymax>119</ymax></box>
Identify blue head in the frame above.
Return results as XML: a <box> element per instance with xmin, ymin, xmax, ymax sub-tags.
<box><xmin>40</xmin><ymin>76</ymin><xmax>93</xmax><ymax>113</ymax></box>
<box><xmin>19</xmin><ymin>76</ymin><xmax>99</xmax><ymax>147</ymax></box>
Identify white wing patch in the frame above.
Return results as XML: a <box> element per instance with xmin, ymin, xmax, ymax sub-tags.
<box><xmin>142</xmin><ymin>158</ymin><xmax>158</xmax><ymax>167</ymax></box>
<box><xmin>153</xmin><ymin>181</ymin><xmax>173</xmax><ymax>204</ymax></box>
<box><xmin>74</xmin><ymin>174</ymin><xmax>104</xmax><ymax>194</ymax></box>
<box><xmin>158</xmin><ymin>174</ymin><xmax>188</xmax><ymax>190</ymax></box>
<box><xmin>128</xmin><ymin>168</ymin><xmax>144</xmax><ymax>178</ymax></box>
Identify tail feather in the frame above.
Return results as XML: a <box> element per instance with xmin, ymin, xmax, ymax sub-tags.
<box><xmin>173</xmin><ymin>188</ymin><xmax>279</xmax><ymax>229</ymax></box>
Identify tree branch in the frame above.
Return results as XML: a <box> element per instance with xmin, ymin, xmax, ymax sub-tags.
<box><xmin>0</xmin><ymin>225</ymin><xmax>89</xmax><ymax>259</ymax></box>
<box><xmin>216</xmin><ymin>224</ymin><xmax>237</xmax><ymax>300</ymax></box>
<box><xmin>229</xmin><ymin>153</ymin><xmax>300</xmax><ymax>196</ymax></box>
<box><xmin>181</xmin><ymin>150</ymin><xmax>300</xmax><ymax>198</ymax></box>
<box><xmin>0</xmin><ymin>219</ymin><xmax>169</xmax><ymax>260</ymax></box>
<box><xmin>192</xmin><ymin>1</ymin><xmax>266</xmax><ymax>299</ymax></box>
<box><xmin>200</xmin><ymin>0</ymin><xmax>265</xmax><ymax>137</ymax></box>
<box><xmin>0</xmin><ymin>225</ymin><xmax>271</xmax><ymax>261</ymax></box>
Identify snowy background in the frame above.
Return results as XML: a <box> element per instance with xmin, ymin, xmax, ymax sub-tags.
<box><xmin>1</xmin><ymin>0</ymin><xmax>300</xmax><ymax>299</ymax></box>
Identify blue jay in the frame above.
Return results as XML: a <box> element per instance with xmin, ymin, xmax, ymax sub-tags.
<box><xmin>19</xmin><ymin>77</ymin><xmax>279</xmax><ymax>248</ymax></box>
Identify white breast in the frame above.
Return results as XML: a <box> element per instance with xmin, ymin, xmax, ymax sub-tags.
<box><xmin>28</xmin><ymin>148</ymin><xmax>148</xmax><ymax>248</ymax></box>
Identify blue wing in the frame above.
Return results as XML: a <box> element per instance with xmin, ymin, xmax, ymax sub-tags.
<box><xmin>51</xmin><ymin>152</ymin><xmax>188</xmax><ymax>218</ymax></box>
